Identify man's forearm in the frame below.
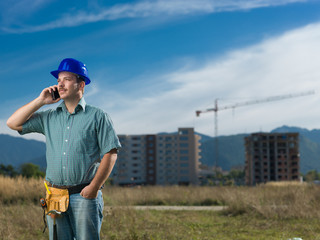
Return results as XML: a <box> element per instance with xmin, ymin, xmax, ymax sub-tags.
<box><xmin>80</xmin><ymin>149</ymin><xmax>117</xmax><ymax>199</ymax></box>
<box><xmin>7</xmin><ymin>97</ymin><xmax>44</xmax><ymax>131</ymax></box>
<box><xmin>90</xmin><ymin>149</ymin><xmax>118</xmax><ymax>191</ymax></box>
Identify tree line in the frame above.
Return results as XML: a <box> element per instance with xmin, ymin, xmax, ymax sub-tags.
<box><xmin>201</xmin><ymin>168</ymin><xmax>320</xmax><ymax>186</ymax></box>
<box><xmin>0</xmin><ymin>163</ymin><xmax>45</xmax><ymax>178</ymax></box>
<box><xmin>304</xmin><ymin>169</ymin><xmax>320</xmax><ymax>182</ymax></box>
<box><xmin>1</xmin><ymin>162</ymin><xmax>320</xmax><ymax>185</ymax></box>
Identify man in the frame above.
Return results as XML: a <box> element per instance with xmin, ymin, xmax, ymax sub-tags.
<box><xmin>7</xmin><ymin>58</ymin><xmax>121</xmax><ymax>240</ymax></box>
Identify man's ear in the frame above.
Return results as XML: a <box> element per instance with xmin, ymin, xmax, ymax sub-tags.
<box><xmin>80</xmin><ymin>81</ymin><xmax>85</xmax><ymax>91</ymax></box>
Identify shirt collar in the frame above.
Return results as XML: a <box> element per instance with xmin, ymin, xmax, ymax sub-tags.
<box><xmin>57</xmin><ymin>97</ymin><xmax>87</xmax><ymax>113</ymax></box>
<box><xmin>78</xmin><ymin>97</ymin><xmax>87</xmax><ymax>112</ymax></box>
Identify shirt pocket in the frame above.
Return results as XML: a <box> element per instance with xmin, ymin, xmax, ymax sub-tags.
<box><xmin>74</xmin><ymin>129</ymin><xmax>98</xmax><ymax>154</ymax></box>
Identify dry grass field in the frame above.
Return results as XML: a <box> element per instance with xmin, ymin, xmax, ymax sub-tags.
<box><xmin>1</xmin><ymin>176</ymin><xmax>320</xmax><ymax>239</ymax></box>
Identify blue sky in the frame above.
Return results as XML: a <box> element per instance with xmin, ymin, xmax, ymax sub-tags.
<box><xmin>1</xmin><ymin>0</ymin><xmax>320</xmax><ymax>141</ymax></box>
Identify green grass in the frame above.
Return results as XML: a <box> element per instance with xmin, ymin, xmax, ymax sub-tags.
<box><xmin>2</xmin><ymin>177</ymin><xmax>320</xmax><ymax>239</ymax></box>
<box><xmin>101</xmin><ymin>208</ymin><xmax>320</xmax><ymax>240</ymax></box>
<box><xmin>2</xmin><ymin>203</ymin><xmax>318</xmax><ymax>240</ymax></box>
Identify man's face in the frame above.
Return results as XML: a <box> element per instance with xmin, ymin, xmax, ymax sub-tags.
<box><xmin>57</xmin><ymin>72</ymin><xmax>83</xmax><ymax>100</ymax></box>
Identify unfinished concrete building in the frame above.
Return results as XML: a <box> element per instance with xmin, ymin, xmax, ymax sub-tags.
<box><xmin>245</xmin><ymin>132</ymin><xmax>300</xmax><ymax>186</ymax></box>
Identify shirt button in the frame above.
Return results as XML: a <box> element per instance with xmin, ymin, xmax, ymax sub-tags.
<box><xmin>67</xmin><ymin>127</ymin><xmax>70</xmax><ymax>129</ymax></box>
<box><xmin>65</xmin><ymin>139</ymin><xmax>68</xmax><ymax>142</ymax></box>
<box><xmin>63</xmin><ymin>166</ymin><xmax>66</xmax><ymax>169</ymax></box>
<box><xmin>63</xmin><ymin>152</ymin><xmax>66</xmax><ymax>155</ymax></box>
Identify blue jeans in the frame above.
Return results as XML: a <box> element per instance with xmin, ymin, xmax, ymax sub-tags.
<box><xmin>47</xmin><ymin>190</ymin><xmax>104</xmax><ymax>240</ymax></box>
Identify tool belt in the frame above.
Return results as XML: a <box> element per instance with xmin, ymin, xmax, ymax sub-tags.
<box><xmin>40</xmin><ymin>182</ymin><xmax>90</xmax><ymax>233</ymax></box>
<box><xmin>45</xmin><ymin>182</ymin><xmax>89</xmax><ymax>215</ymax></box>
<box><xmin>45</xmin><ymin>187</ymin><xmax>69</xmax><ymax>215</ymax></box>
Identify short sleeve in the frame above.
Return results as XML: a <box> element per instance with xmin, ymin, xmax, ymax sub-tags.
<box><xmin>96</xmin><ymin>111</ymin><xmax>121</xmax><ymax>156</ymax></box>
<box><xmin>19</xmin><ymin>111</ymin><xmax>46</xmax><ymax>135</ymax></box>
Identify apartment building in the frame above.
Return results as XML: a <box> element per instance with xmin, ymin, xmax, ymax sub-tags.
<box><xmin>245</xmin><ymin>132</ymin><xmax>300</xmax><ymax>186</ymax></box>
<box><xmin>113</xmin><ymin>128</ymin><xmax>201</xmax><ymax>185</ymax></box>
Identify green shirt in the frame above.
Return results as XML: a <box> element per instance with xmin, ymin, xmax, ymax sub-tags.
<box><xmin>20</xmin><ymin>98</ymin><xmax>121</xmax><ymax>186</ymax></box>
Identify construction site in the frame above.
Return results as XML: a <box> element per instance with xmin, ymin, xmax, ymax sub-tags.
<box><xmin>111</xmin><ymin>91</ymin><xmax>315</xmax><ymax>186</ymax></box>
<box><xmin>195</xmin><ymin>90</ymin><xmax>314</xmax><ymax>186</ymax></box>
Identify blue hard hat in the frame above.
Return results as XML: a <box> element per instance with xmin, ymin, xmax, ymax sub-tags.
<box><xmin>51</xmin><ymin>58</ymin><xmax>91</xmax><ymax>85</ymax></box>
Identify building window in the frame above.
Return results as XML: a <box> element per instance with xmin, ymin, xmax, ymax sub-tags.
<box><xmin>289</xmin><ymin>142</ymin><xmax>295</xmax><ymax>148</ymax></box>
<box><xmin>179</xmin><ymin>130</ymin><xmax>189</xmax><ymax>135</ymax></box>
<box><xmin>180</xmin><ymin>143</ymin><xmax>188</xmax><ymax>147</ymax></box>
<box><xmin>180</xmin><ymin>156</ymin><xmax>189</xmax><ymax>161</ymax></box>
<box><xmin>180</xmin><ymin>136</ymin><xmax>188</xmax><ymax>141</ymax></box>
<box><xmin>180</xmin><ymin>176</ymin><xmax>189</xmax><ymax>181</ymax></box>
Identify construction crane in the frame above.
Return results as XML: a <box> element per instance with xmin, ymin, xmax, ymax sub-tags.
<box><xmin>195</xmin><ymin>90</ymin><xmax>315</xmax><ymax>173</ymax></box>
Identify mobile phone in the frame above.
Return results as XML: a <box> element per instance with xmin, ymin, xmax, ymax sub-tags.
<box><xmin>52</xmin><ymin>89</ymin><xmax>60</xmax><ymax>100</ymax></box>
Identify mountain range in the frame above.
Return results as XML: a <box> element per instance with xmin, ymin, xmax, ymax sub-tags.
<box><xmin>198</xmin><ymin>125</ymin><xmax>320</xmax><ymax>174</ymax></box>
<box><xmin>1</xmin><ymin>125</ymin><xmax>320</xmax><ymax>174</ymax></box>
<box><xmin>0</xmin><ymin>134</ymin><xmax>46</xmax><ymax>170</ymax></box>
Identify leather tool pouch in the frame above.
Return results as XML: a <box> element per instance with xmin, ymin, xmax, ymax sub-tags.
<box><xmin>45</xmin><ymin>187</ymin><xmax>69</xmax><ymax>215</ymax></box>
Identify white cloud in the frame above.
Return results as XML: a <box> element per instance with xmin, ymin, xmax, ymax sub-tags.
<box><xmin>2</xmin><ymin>11</ymin><xmax>319</xmax><ymax>140</ymax></box>
<box><xmin>93</xmin><ymin>21</ymin><xmax>320</xmax><ymax>137</ymax></box>
<box><xmin>2</xmin><ymin>0</ymin><xmax>306</xmax><ymax>33</ymax></box>
<box><xmin>0</xmin><ymin>0</ymin><xmax>53</xmax><ymax>26</ymax></box>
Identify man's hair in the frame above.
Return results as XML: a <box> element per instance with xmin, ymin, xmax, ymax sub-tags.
<box><xmin>76</xmin><ymin>75</ymin><xmax>85</xmax><ymax>84</ymax></box>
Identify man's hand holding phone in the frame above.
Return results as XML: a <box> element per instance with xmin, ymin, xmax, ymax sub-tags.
<box><xmin>39</xmin><ymin>85</ymin><xmax>61</xmax><ymax>105</ymax></box>
<box><xmin>52</xmin><ymin>89</ymin><xmax>60</xmax><ymax>101</ymax></box>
